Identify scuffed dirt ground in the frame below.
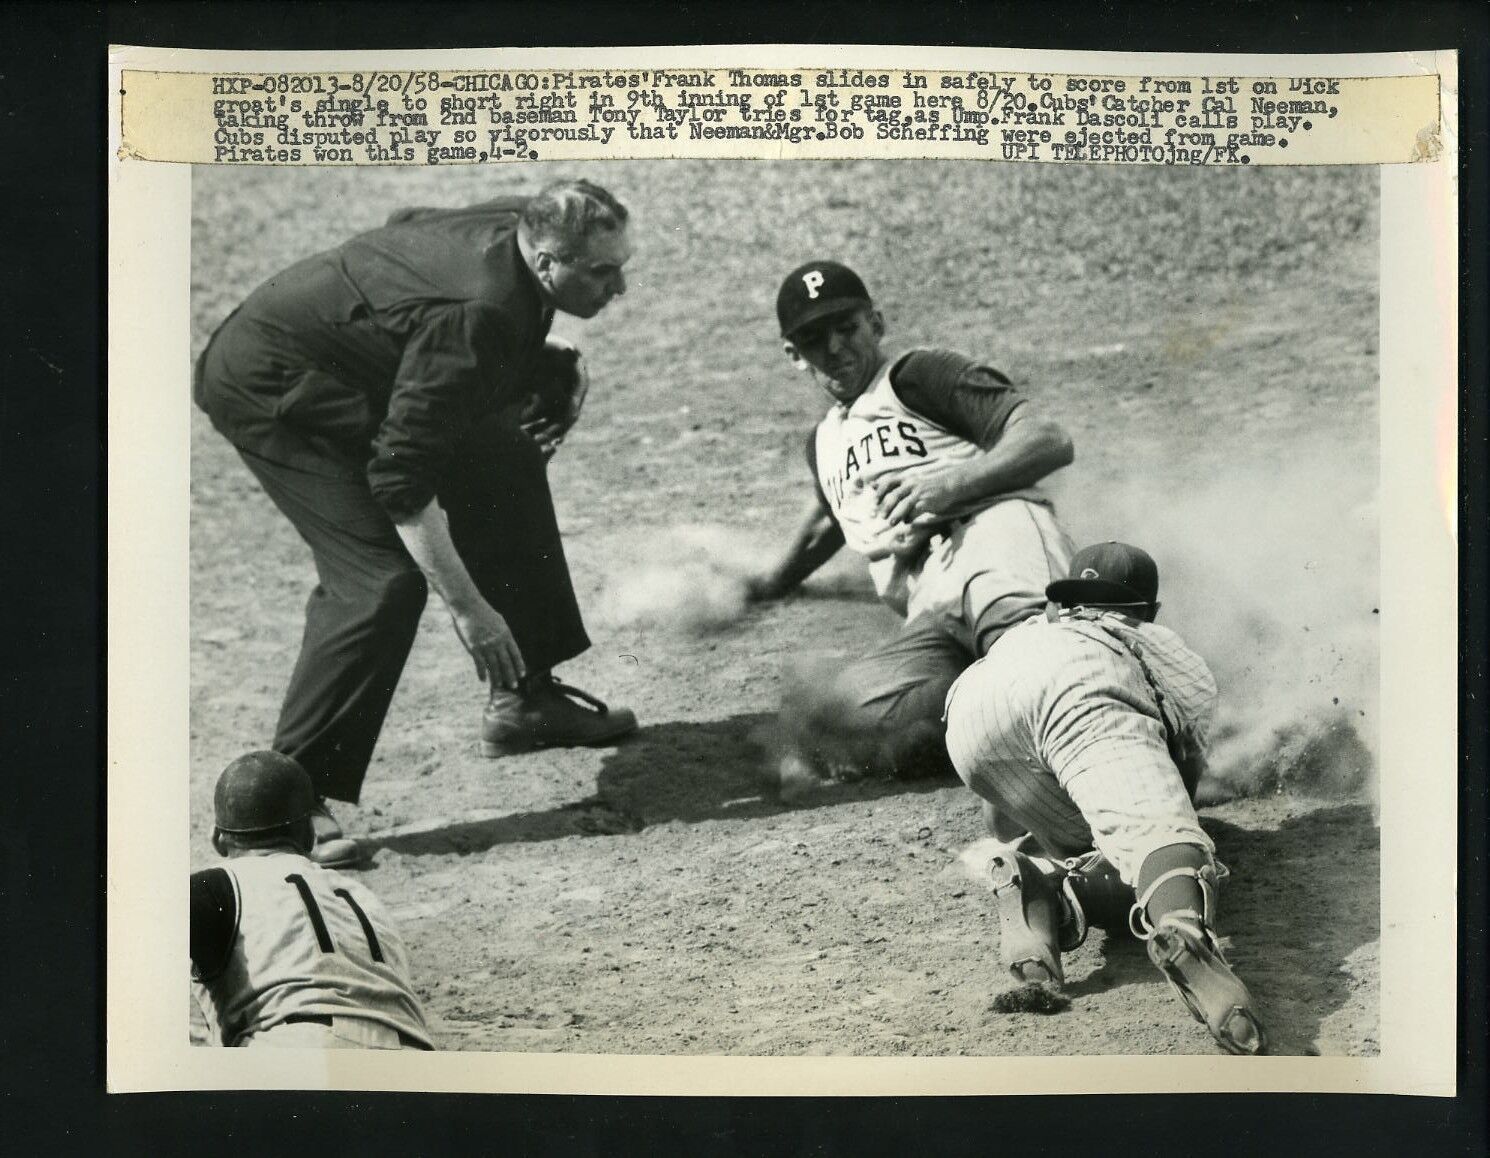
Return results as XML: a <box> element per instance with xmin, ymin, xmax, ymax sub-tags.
<box><xmin>189</xmin><ymin>160</ymin><xmax>1379</xmax><ymax>1056</ymax></box>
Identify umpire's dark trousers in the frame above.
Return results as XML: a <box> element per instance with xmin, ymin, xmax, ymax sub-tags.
<box><xmin>236</xmin><ymin>417</ymin><xmax>589</xmax><ymax>803</ymax></box>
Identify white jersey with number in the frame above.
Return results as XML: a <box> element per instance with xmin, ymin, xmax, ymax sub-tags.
<box><xmin>192</xmin><ymin>851</ymin><xmax>433</xmax><ymax>1048</ymax></box>
<box><xmin>814</xmin><ymin>353</ymin><xmax>1053</xmax><ymax>608</ymax></box>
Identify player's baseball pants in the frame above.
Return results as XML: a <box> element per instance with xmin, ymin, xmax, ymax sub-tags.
<box><xmin>239</xmin><ymin>1015</ymin><xmax>432</xmax><ymax>1050</ymax></box>
<box><xmin>813</xmin><ymin>499</ymin><xmax>1072</xmax><ymax>776</ymax></box>
<box><xmin>236</xmin><ymin>416</ymin><xmax>589</xmax><ymax>803</ymax></box>
<box><xmin>943</xmin><ymin>624</ymin><xmax>1213</xmax><ymax>883</ymax></box>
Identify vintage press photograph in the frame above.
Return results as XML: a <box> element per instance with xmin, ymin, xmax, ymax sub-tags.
<box><xmin>188</xmin><ymin>158</ymin><xmax>1379</xmax><ymax>1057</ymax></box>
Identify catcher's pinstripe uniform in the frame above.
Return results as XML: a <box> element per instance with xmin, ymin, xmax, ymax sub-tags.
<box><xmin>945</xmin><ymin>546</ymin><xmax>1268</xmax><ymax>1055</ymax></box>
<box><xmin>943</xmin><ymin>608</ymin><xmax>1217</xmax><ymax>884</ymax></box>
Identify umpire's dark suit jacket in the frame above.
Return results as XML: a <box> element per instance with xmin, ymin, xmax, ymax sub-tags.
<box><xmin>194</xmin><ymin>198</ymin><xmax>588</xmax><ymax>800</ymax></box>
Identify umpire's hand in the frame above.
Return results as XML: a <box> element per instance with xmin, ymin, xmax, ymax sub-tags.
<box><xmin>451</xmin><ymin>600</ymin><xmax>527</xmax><ymax>688</ymax></box>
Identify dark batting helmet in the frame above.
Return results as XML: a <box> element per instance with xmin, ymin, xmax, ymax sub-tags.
<box><xmin>213</xmin><ymin>750</ymin><xmax>316</xmax><ymax>834</ymax></box>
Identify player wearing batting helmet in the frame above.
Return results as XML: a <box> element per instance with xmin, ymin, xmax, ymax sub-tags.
<box><xmin>747</xmin><ymin>260</ymin><xmax>1076</xmax><ymax>792</ymax></box>
<box><xmin>190</xmin><ymin>751</ymin><xmax>435</xmax><ymax>1049</ymax></box>
<box><xmin>943</xmin><ymin>543</ymin><xmax>1268</xmax><ymax>1054</ymax></box>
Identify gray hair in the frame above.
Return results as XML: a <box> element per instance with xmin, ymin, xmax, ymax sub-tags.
<box><xmin>520</xmin><ymin>179</ymin><xmax>628</xmax><ymax>258</ymax></box>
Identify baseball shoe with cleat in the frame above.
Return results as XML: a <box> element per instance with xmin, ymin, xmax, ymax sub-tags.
<box><xmin>481</xmin><ymin>673</ymin><xmax>637</xmax><ymax>757</ymax></box>
<box><xmin>1146</xmin><ymin>912</ymin><xmax>1269</xmax><ymax>1055</ymax></box>
<box><xmin>985</xmin><ymin>849</ymin><xmax>1083</xmax><ymax>988</ymax></box>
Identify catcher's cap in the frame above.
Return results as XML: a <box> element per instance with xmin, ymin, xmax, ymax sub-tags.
<box><xmin>213</xmin><ymin>750</ymin><xmax>316</xmax><ymax>834</ymax></box>
<box><xmin>1046</xmin><ymin>541</ymin><xmax>1159</xmax><ymax>607</ymax></box>
<box><xmin>777</xmin><ymin>260</ymin><xmax>872</xmax><ymax>338</ymax></box>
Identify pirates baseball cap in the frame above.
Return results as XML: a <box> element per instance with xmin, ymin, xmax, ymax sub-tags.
<box><xmin>1045</xmin><ymin>541</ymin><xmax>1160</xmax><ymax>607</ymax></box>
<box><xmin>777</xmin><ymin>260</ymin><xmax>873</xmax><ymax>338</ymax></box>
<box><xmin>213</xmin><ymin>750</ymin><xmax>316</xmax><ymax>833</ymax></box>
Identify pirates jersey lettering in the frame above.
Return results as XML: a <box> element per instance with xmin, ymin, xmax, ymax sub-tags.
<box><xmin>815</xmin><ymin>351</ymin><xmax>1047</xmax><ymax>580</ymax></box>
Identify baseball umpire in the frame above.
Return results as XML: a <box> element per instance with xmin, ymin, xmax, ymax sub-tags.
<box><xmin>191</xmin><ymin>751</ymin><xmax>435</xmax><ymax>1049</ymax></box>
<box><xmin>943</xmin><ymin>542</ymin><xmax>1268</xmax><ymax>1055</ymax></box>
<box><xmin>194</xmin><ymin>179</ymin><xmax>638</xmax><ymax>866</ymax></box>
<box><xmin>746</xmin><ymin>260</ymin><xmax>1076</xmax><ymax>787</ymax></box>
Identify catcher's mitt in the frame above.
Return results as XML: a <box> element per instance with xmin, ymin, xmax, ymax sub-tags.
<box><xmin>519</xmin><ymin>339</ymin><xmax>590</xmax><ymax>458</ymax></box>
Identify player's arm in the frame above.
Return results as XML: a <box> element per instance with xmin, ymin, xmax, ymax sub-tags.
<box><xmin>1169</xmin><ymin>728</ymin><xmax>1211</xmax><ymax>800</ymax></box>
<box><xmin>878</xmin><ymin>406</ymin><xmax>1073</xmax><ymax>526</ymax></box>
<box><xmin>744</xmin><ymin>489</ymin><xmax>845</xmax><ymax>602</ymax></box>
<box><xmin>190</xmin><ymin>868</ymin><xmax>240</xmax><ymax>983</ymax></box>
<box><xmin>873</xmin><ymin>354</ymin><xmax>1074</xmax><ymax>526</ymax></box>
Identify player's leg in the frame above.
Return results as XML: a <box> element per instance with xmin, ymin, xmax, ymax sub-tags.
<box><xmin>815</xmin><ymin>612</ymin><xmax>971</xmax><ymax>781</ymax></box>
<box><xmin>943</xmin><ymin>643</ymin><xmax>1097</xmax><ymax>860</ymax></box>
<box><xmin>944</xmin><ymin>498</ymin><xmax>1075</xmax><ymax>655</ymax></box>
<box><xmin>943</xmin><ymin>646</ymin><xmax>1100</xmax><ymax>986</ymax></box>
<box><xmin>437</xmin><ymin>414</ymin><xmax>635</xmax><ymax>754</ymax></box>
<box><xmin>236</xmin><ymin>449</ymin><xmax>427</xmax><ymax>810</ymax></box>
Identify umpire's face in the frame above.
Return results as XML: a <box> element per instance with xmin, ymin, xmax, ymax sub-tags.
<box><xmin>785</xmin><ymin>306</ymin><xmax>886</xmax><ymax>403</ymax></box>
<box><xmin>543</xmin><ymin>225</ymin><xmax>632</xmax><ymax>319</ymax></box>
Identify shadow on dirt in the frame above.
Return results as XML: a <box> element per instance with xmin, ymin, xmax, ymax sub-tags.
<box><xmin>1062</xmin><ymin>933</ymin><xmax>1156</xmax><ymax>1001</ymax></box>
<box><xmin>1202</xmin><ymin>802</ymin><xmax>1379</xmax><ymax>1054</ymax></box>
<box><xmin>364</xmin><ymin>713</ymin><xmax>959</xmax><ymax>856</ymax></box>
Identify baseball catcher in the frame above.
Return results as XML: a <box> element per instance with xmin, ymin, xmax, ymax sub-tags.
<box><xmin>943</xmin><ymin>541</ymin><xmax>1268</xmax><ymax>1055</ymax></box>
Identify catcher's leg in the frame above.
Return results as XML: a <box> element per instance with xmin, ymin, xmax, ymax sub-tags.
<box><xmin>1040</xmin><ymin>718</ymin><xmax>1267</xmax><ymax>1052</ymax></box>
<box><xmin>983</xmin><ymin>849</ymin><xmax>1076</xmax><ymax>987</ymax></box>
<box><xmin>1131</xmin><ymin>847</ymin><xmax>1268</xmax><ymax>1056</ymax></box>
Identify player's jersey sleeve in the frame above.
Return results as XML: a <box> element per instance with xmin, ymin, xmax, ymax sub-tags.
<box><xmin>190</xmin><ymin>867</ymin><xmax>240</xmax><ymax>982</ymax></box>
<box><xmin>890</xmin><ymin>349</ymin><xmax>1026</xmax><ymax>449</ymax></box>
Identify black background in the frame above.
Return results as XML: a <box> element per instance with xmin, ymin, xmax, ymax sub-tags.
<box><xmin>0</xmin><ymin>1</ymin><xmax>1484</xmax><ymax>1152</ymax></box>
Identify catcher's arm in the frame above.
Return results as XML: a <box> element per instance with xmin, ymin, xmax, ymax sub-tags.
<box><xmin>744</xmin><ymin>491</ymin><xmax>845</xmax><ymax>602</ymax></box>
<box><xmin>1168</xmin><ymin>725</ymin><xmax>1211</xmax><ymax>800</ymax></box>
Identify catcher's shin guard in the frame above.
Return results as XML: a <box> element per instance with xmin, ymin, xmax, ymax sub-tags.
<box><xmin>986</xmin><ymin>850</ymin><xmax>1072</xmax><ymax>988</ymax></box>
<box><xmin>1061</xmin><ymin>850</ymin><xmax>1137</xmax><ymax>937</ymax></box>
<box><xmin>1132</xmin><ymin>866</ymin><xmax>1267</xmax><ymax>1055</ymax></box>
<box><xmin>1145</xmin><ymin>914</ymin><xmax>1268</xmax><ymax>1055</ymax></box>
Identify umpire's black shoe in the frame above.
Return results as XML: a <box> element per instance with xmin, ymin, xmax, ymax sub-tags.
<box><xmin>480</xmin><ymin>673</ymin><xmax>637</xmax><ymax>757</ymax></box>
<box><xmin>309</xmin><ymin>799</ymin><xmax>363</xmax><ymax>869</ymax></box>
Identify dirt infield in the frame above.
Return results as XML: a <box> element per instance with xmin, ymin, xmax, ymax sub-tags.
<box><xmin>190</xmin><ymin>160</ymin><xmax>1379</xmax><ymax>1056</ymax></box>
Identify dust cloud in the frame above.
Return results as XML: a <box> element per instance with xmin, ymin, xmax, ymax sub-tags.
<box><xmin>596</xmin><ymin>524</ymin><xmax>755</xmax><ymax>635</ymax></box>
<box><xmin>1059</xmin><ymin>445</ymin><xmax>1379</xmax><ymax>810</ymax></box>
<box><xmin>603</xmin><ymin>446</ymin><xmax>1379</xmax><ymax>811</ymax></box>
